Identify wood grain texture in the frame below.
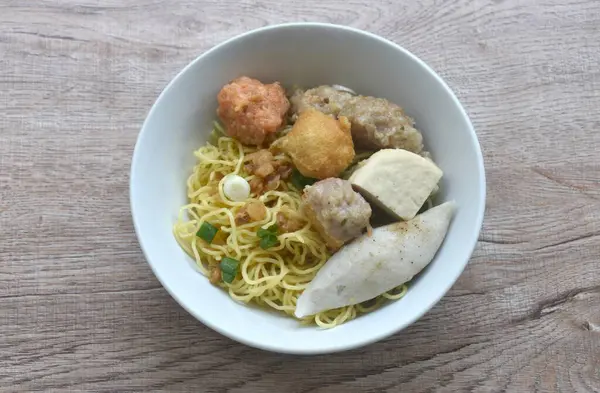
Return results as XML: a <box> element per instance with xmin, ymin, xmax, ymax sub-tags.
<box><xmin>1</xmin><ymin>0</ymin><xmax>599</xmax><ymax>391</ymax></box>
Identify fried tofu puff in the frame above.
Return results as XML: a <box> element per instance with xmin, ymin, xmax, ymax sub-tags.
<box><xmin>271</xmin><ymin>109</ymin><xmax>355</xmax><ymax>179</ymax></box>
<box><xmin>217</xmin><ymin>76</ymin><xmax>290</xmax><ymax>146</ymax></box>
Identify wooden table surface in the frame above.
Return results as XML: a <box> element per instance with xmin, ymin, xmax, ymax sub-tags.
<box><xmin>2</xmin><ymin>0</ymin><xmax>600</xmax><ymax>391</ymax></box>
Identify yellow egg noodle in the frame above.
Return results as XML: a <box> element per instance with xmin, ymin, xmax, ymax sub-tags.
<box><xmin>173</xmin><ymin>135</ymin><xmax>407</xmax><ymax>328</ymax></box>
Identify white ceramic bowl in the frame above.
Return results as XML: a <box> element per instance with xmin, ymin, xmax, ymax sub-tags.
<box><xmin>130</xmin><ymin>23</ymin><xmax>485</xmax><ymax>354</ymax></box>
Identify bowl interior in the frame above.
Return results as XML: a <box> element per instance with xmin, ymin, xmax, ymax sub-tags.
<box><xmin>131</xmin><ymin>23</ymin><xmax>485</xmax><ymax>354</ymax></box>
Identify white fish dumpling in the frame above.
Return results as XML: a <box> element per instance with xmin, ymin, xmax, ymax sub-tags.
<box><xmin>295</xmin><ymin>201</ymin><xmax>456</xmax><ymax>318</ymax></box>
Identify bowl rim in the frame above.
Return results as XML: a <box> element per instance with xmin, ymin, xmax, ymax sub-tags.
<box><xmin>130</xmin><ymin>22</ymin><xmax>486</xmax><ymax>354</ymax></box>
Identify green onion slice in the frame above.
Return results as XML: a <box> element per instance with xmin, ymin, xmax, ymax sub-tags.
<box><xmin>257</xmin><ymin>224</ymin><xmax>278</xmax><ymax>238</ymax></box>
<box><xmin>196</xmin><ymin>222</ymin><xmax>218</xmax><ymax>244</ymax></box>
<box><xmin>260</xmin><ymin>234</ymin><xmax>279</xmax><ymax>250</ymax></box>
<box><xmin>220</xmin><ymin>257</ymin><xmax>240</xmax><ymax>276</ymax></box>
<box><xmin>257</xmin><ymin>228</ymin><xmax>270</xmax><ymax>238</ymax></box>
<box><xmin>221</xmin><ymin>272</ymin><xmax>235</xmax><ymax>284</ymax></box>
<box><xmin>291</xmin><ymin>169</ymin><xmax>317</xmax><ymax>190</ymax></box>
<box><xmin>257</xmin><ymin>224</ymin><xmax>279</xmax><ymax>249</ymax></box>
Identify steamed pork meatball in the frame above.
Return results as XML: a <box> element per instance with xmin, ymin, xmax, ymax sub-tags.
<box><xmin>271</xmin><ymin>109</ymin><xmax>355</xmax><ymax>179</ymax></box>
<box><xmin>303</xmin><ymin>178</ymin><xmax>372</xmax><ymax>250</ymax></box>
<box><xmin>290</xmin><ymin>85</ymin><xmax>354</xmax><ymax>119</ymax></box>
<box><xmin>217</xmin><ymin>76</ymin><xmax>290</xmax><ymax>146</ymax></box>
<box><xmin>339</xmin><ymin>96</ymin><xmax>423</xmax><ymax>153</ymax></box>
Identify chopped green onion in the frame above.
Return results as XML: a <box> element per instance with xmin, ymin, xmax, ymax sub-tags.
<box><xmin>257</xmin><ymin>224</ymin><xmax>279</xmax><ymax>249</ymax></box>
<box><xmin>260</xmin><ymin>234</ymin><xmax>279</xmax><ymax>250</ymax></box>
<box><xmin>257</xmin><ymin>228</ymin><xmax>270</xmax><ymax>238</ymax></box>
<box><xmin>222</xmin><ymin>272</ymin><xmax>235</xmax><ymax>284</ymax></box>
<box><xmin>220</xmin><ymin>257</ymin><xmax>240</xmax><ymax>276</ymax></box>
<box><xmin>197</xmin><ymin>222</ymin><xmax>218</xmax><ymax>243</ymax></box>
<box><xmin>257</xmin><ymin>224</ymin><xmax>278</xmax><ymax>238</ymax></box>
<box><xmin>291</xmin><ymin>169</ymin><xmax>317</xmax><ymax>190</ymax></box>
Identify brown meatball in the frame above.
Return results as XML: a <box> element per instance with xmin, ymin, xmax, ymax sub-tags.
<box><xmin>303</xmin><ymin>178</ymin><xmax>372</xmax><ymax>250</ymax></box>
<box><xmin>339</xmin><ymin>96</ymin><xmax>423</xmax><ymax>153</ymax></box>
<box><xmin>217</xmin><ymin>76</ymin><xmax>290</xmax><ymax>146</ymax></box>
<box><xmin>290</xmin><ymin>85</ymin><xmax>354</xmax><ymax>118</ymax></box>
<box><xmin>270</xmin><ymin>109</ymin><xmax>355</xmax><ymax>179</ymax></box>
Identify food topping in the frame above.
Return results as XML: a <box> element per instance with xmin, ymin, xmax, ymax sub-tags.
<box><xmin>209</xmin><ymin>267</ymin><xmax>222</xmax><ymax>284</ymax></box>
<box><xmin>294</xmin><ymin>202</ymin><xmax>456</xmax><ymax>318</ymax></box>
<box><xmin>290</xmin><ymin>85</ymin><xmax>355</xmax><ymax>119</ymax></box>
<box><xmin>217</xmin><ymin>76</ymin><xmax>289</xmax><ymax>146</ymax></box>
<box><xmin>349</xmin><ymin>149</ymin><xmax>442</xmax><ymax>220</ymax></box>
<box><xmin>276</xmin><ymin>211</ymin><xmax>305</xmax><ymax>233</ymax></box>
<box><xmin>339</xmin><ymin>96</ymin><xmax>423</xmax><ymax>153</ymax></box>
<box><xmin>223</xmin><ymin>174</ymin><xmax>251</xmax><ymax>201</ymax></box>
<box><xmin>220</xmin><ymin>257</ymin><xmax>240</xmax><ymax>283</ymax></box>
<box><xmin>289</xmin><ymin>85</ymin><xmax>424</xmax><ymax>153</ymax></box>
<box><xmin>290</xmin><ymin>169</ymin><xmax>317</xmax><ymax>191</ymax></box>
<box><xmin>196</xmin><ymin>222</ymin><xmax>219</xmax><ymax>244</ymax></box>
<box><xmin>244</xmin><ymin>149</ymin><xmax>293</xmax><ymax>195</ymax></box>
<box><xmin>302</xmin><ymin>178</ymin><xmax>372</xmax><ymax>250</ymax></box>
<box><xmin>271</xmin><ymin>109</ymin><xmax>355</xmax><ymax>179</ymax></box>
<box><xmin>235</xmin><ymin>201</ymin><xmax>267</xmax><ymax>225</ymax></box>
<box><xmin>257</xmin><ymin>224</ymin><xmax>279</xmax><ymax>249</ymax></box>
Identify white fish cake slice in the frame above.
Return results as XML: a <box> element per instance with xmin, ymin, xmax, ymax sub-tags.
<box><xmin>295</xmin><ymin>201</ymin><xmax>455</xmax><ymax>318</ymax></box>
<box><xmin>349</xmin><ymin>149</ymin><xmax>442</xmax><ymax>220</ymax></box>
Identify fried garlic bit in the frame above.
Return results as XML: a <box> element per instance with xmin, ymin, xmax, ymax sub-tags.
<box><xmin>271</xmin><ymin>109</ymin><xmax>355</xmax><ymax>179</ymax></box>
<box><xmin>244</xmin><ymin>149</ymin><xmax>293</xmax><ymax>195</ymax></box>
<box><xmin>235</xmin><ymin>201</ymin><xmax>267</xmax><ymax>225</ymax></box>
